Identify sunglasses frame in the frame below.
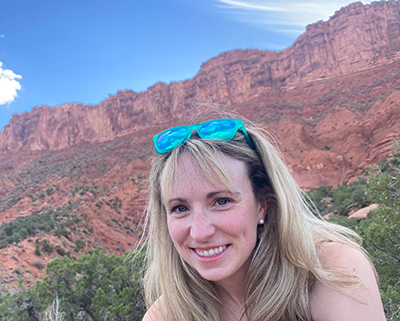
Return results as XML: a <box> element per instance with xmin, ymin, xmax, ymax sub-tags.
<box><xmin>153</xmin><ymin>118</ymin><xmax>254</xmax><ymax>153</ymax></box>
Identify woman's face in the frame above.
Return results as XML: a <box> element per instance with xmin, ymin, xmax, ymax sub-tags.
<box><xmin>166</xmin><ymin>153</ymin><xmax>266</xmax><ymax>285</ymax></box>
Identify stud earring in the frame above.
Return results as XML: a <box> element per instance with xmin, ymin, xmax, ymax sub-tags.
<box><xmin>258</xmin><ymin>219</ymin><xmax>264</xmax><ymax>225</ymax></box>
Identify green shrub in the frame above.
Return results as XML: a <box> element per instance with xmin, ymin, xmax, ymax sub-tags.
<box><xmin>54</xmin><ymin>227</ymin><xmax>70</xmax><ymax>237</ymax></box>
<box><xmin>34</xmin><ymin>246</ymin><xmax>41</xmax><ymax>256</ymax></box>
<box><xmin>56</xmin><ymin>247</ymin><xmax>66</xmax><ymax>256</ymax></box>
<box><xmin>74</xmin><ymin>239</ymin><xmax>85</xmax><ymax>252</ymax></box>
<box><xmin>40</xmin><ymin>240</ymin><xmax>54</xmax><ymax>253</ymax></box>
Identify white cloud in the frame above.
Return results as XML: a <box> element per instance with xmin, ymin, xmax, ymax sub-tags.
<box><xmin>214</xmin><ymin>0</ymin><xmax>375</xmax><ymax>33</ymax></box>
<box><xmin>0</xmin><ymin>61</ymin><xmax>22</xmax><ymax>105</ymax></box>
<box><xmin>0</xmin><ymin>35</ymin><xmax>4</xmax><ymax>38</ymax></box>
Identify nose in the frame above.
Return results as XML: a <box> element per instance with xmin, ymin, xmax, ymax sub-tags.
<box><xmin>190</xmin><ymin>208</ymin><xmax>216</xmax><ymax>243</ymax></box>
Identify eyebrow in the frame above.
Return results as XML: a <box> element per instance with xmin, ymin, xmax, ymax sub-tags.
<box><xmin>168</xmin><ymin>190</ymin><xmax>240</xmax><ymax>204</ymax></box>
<box><xmin>206</xmin><ymin>190</ymin><xmax>240</xmax><ymax>199</ymax></box>
<box><xmin>168</xmin><ymin>197</ymin><xmax>186</xmax><ymax>204</ymax></box>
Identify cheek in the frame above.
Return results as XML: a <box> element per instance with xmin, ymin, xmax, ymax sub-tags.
<box><xmin>167</xmin><ymin>218</ymin><xmax>187</xmax><ymax>246</ymax></box>
<box><xmin>220</xmin><ymin>216</ymin><xmax>257</xmax><ymax>237</ymax></box>
<box><xmin>223</xmin><ymin>213</ymin><xmax>258</xmax><ymax>244</ymax></box>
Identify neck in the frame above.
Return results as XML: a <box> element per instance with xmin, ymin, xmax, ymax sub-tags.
<box><xmin>215</xmin><ymin>280</ymin><xmax>247</xmax><ymax>321</ymax></box>
<box><xmin>214</xmin><ymin>279</ymin><xmax>245</xmax><ymax>307</ymax></box>
<box><xmin>213</xmin><ymin>257</ymin><xmax>252</xmax><ymax>320</ymax></box>
<box><xmin>213</xmin><ymin>259</ymin><xmax>250</xmax><ymax>307</ymax></box>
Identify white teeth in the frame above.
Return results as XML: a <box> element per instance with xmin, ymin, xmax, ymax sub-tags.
<box><xmin>196</xmin><ymin>245</ymin><xmax>227</xmax><ymax>257</ymax></box>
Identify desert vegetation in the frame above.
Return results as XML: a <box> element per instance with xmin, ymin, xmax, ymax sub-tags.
<box><xmin>0</xmin><ymin>205</ymin><xmax>80</xmax><ymax>249</ymax></box>
<box><xmin>0</xmin><ymin>247</ymin><xmax>146</xmax><ymax>321</ymax></box>
<box><xmin>307</xmin><ymin>144</ymin><xmax>400</xmax><ymax>320</ymax></box>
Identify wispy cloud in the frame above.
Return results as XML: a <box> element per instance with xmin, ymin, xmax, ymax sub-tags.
<box><xmin>214</xmin><ymin>0</ymin><xmax>374</xmax><ymax>33</ymax></box>
<box><xmin>0</xmin><ymin>34</ymin><xmax>4</xmax><ymax>38</ymax></box>
<box><xmin>0</xmin><ymin>62</ymin><xmax>22</xmax><ymax>105</ymax></box>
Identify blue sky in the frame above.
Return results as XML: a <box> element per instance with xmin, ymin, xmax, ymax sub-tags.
<box><xmin>0</xmin><ymin>0</ymin><xmax>374</xmax><ymax>130</ymax></box>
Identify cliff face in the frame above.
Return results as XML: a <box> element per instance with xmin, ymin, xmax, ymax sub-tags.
<box><xmin>2</xmin><ymin>0</ymin><xmax>400</xmax><ymax>160</ymax></box>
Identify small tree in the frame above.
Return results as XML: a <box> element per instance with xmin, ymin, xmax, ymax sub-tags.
<box><xmin>357</xmin><ymin>142</ymin><xmax>400</xmax><ymax>320</ymax></box>
<box><xmin>43</xmin><ymin>296</ymin><xmax>65</xmax><ymax>321</ymax></box>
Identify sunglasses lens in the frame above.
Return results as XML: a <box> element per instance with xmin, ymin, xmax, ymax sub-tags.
<box><xmin>156</xmin><ymin>127</ymin><xmax>189</xmax><ymax>152</ymax></box>
<box><xmin>199</xmin><ymin>119</ymin><xmax>236</xmax><ymax>140</ymax></box>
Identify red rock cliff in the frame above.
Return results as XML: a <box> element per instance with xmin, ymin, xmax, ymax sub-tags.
<box><xmin>1</xmin><ymin>0</ymin><xmax>400</xmax><ymax>190</ymax></box>
<box><xmin>1</xmin><ymin>1</ymin><xmax>400</xmax><ymax>155</ymax></box>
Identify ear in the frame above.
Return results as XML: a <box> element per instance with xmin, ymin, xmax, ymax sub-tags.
<box><xmin>257</xmin><ymin>199</ymin><xmax>268</xmax><ymax>221</ymax></box>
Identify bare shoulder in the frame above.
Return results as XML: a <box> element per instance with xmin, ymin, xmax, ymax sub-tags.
<box><xmin>142</xmin><ymin>298</ymin><xmax>164</xmax><ymax>321</ymax></box>
<box><xmin>309</xmin><ymin>243</ymin><xmax>386</xmax><ymax>321</ymax></box>
<box><xmin>317</xmin><ymin>242</ymin><xmax>371</xmax><ymax>270</ymax></box>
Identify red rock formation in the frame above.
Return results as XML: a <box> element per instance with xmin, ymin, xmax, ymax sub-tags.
<box><xmin>2</xmin><ymin>1</ymin><xmax>400</xmax><ymax>166</ymax></box>
<box><xmin>348</xmin><ymin>204</ymin><xmax>379</xmax><ymax>220</ymax></box>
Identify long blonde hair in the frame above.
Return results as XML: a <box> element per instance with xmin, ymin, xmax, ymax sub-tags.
<box><xmin>143</xmin><ymin>119</ymin><xmax>364</xmax><ymax>321</ymax></box>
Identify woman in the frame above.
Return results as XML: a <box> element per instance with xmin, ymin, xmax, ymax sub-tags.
<box><xmin>142</xmin><ymin>118</ymin><xmax>385</xmax><ymax>321</ymax></box>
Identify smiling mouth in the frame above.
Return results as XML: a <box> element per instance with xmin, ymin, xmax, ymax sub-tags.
<box><xmin>195</xmin><ymin>245</ymin><xmax>228</xmax><ymax>257</ymax></box>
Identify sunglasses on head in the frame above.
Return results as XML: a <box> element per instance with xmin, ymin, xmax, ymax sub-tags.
<box><xmin>153</xmin><ymin>118</ymin><xmax>255</xmax><ymax>153</ymax></box>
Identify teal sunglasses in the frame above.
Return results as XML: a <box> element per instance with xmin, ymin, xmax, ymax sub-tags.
<box><xmin>153</xmin><ymin>118</ymin><xmax>255</xmax><ymax>153</ymax></box>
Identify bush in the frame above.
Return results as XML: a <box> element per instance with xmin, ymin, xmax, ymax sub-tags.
<box><xmin>74</xmin><ymin>239</ymin><xmax>85</xmax><ymax>252</ymax></box>
<box><xmin>40</xmin><ymin>240</ymin><xmax>54</xmax><ymax>253</ymax></box>
<box><xmin>46</xmin><ymin>187</ymin><xmax>55</xmax><ymax>196</ymax></box>
<box><xmin>307</xmin><ymin>180</ymin><xmax>369</xmax><ymax>216</ymax></box>
<box><xmin>54</xmin><ymin>228</ymin><xmax>70</xmax><ymax>237</ymax></box>
<box><xmin>55</xmin><ymin>247</ymin><xmax>66</xmax><ymax>256</ymax></box>
<box><xmin>34</xmin><ymin>246</ymin><xmax>41</xmax><ymax>256</ymax></box>
<box><xmin>305</xmin><ymin>186</ymin><xmax>332</xmax><ymax>216</ymax></box>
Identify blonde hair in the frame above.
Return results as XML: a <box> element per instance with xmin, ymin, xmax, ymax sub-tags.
<box><xmin>143</xmin><ymin>119</ymin><xmax>364</xmax><ymax>321</ymax></box>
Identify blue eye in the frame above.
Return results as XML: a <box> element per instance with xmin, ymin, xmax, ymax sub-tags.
<box><xmin>172</xmin><ymin>205</ymin><xmax>188</xmax><ymax>213</ymax></box>
<box><xmin>216</xmin><ymin>199</ymin><xmax>229</xmax><ymax>206</ymax></box>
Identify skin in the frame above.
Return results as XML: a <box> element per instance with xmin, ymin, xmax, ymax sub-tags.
<box><xmin>143</xmin><ymin>153</ymin><xmax>386</xmax><ymax>321</ymax></box>
<box><xmin>142</xmin><ymin>299</ymin><xmax>163</xmax><ymax>321</ymax></box>
<box><xmin>309</xmin><ymin>242</ymin><xmax>386</xmax><ymax>321</ymax></box>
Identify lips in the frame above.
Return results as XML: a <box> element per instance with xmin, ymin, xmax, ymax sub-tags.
<box><xmin>195</xmin><ymin>245</ymin><xmax>227</xmax><ymax>257</ymax></box>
